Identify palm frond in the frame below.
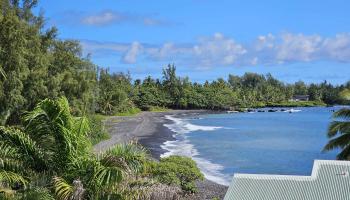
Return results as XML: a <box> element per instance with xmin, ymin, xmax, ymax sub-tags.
<box><xmin>0</xmin><ymin>143</ymin><xmax>24</xmax><ymax>173</ymax></box>
<box><xmin>0</xmin><ymin>170</ymin><xmax>27</xmax><ymax>187</ymax></box>
<box><xmin>327</xmin><ymin>121</ymin><xmax>350</xmax><ymax>137</ymax></box>
<box><xmin>323</xmin><ymin>132</ymin><xmax>350</xmax><ymax>151</ymax></box>
<box><xmin>337</xmin><ymin>144</ymin><xmax>350</xmax><ymax>160</ymax></box>
<box><xmin>70</xmin><ymin>156</ymin><xmax>123</xmax><ymax>196</ymax></box>
<box><xmin>93</xmin><ymin>161</ymin><xmax>123</xmax><ymax>188</ymax></box>
<box><xmin>325</xmin><ymin>107</ymin><xmax>350</xmax><ymax>160</ymax></box>
<box><xmin>23</xmin><ymin>97</ymin><xmax>73</xmax><ymax>142</ymax></box>
<box><xmin>0</xmin><ymin>127</ymin><xmax>48</xmax><ymax>172</ymax></box>
<box><xmin>52</xmin><ymin>176</ymin><xmax>74</xmax><ymax>200</ymax></box>
<box><xmin>333</xmin><ymin>108</ymin><xmax>350</xmax><ymax>120</ymax></box>
<box><xmin>23</xmin><ymin>97</ymin><xmax>91</xmax><ymax>171</ymax></box>
<box><xmin>103</xmin><ymin>142</ymin><xmax>150</xmax><ymax>174</ymax></box>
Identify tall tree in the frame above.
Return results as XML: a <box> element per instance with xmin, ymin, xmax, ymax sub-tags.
<box><xmin>162</xmin><ymin>64</ymin><xmax>181</xmax><ymax>108</ymax></box>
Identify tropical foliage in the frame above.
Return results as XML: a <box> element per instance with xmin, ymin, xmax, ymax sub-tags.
<box><xmin>324</xmin><ymin>108</ymin><xmax>350</xmax><ymax>160</ymax></box>
<box><xmin>324</xmin><ymin>89</ymin><xmax>350</xmax><ymax>160</ymax></box>
<box><xmin>0</xmin><ymin>97</ymin><xmax>203</xmax><ymax>199</ymax></box>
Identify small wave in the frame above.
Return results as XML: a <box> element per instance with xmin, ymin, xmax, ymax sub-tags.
<box><xmin>194</xmin><ymin>157</ymin><xmax>231</xmax><ymax>186</ymax></box>
<box><xmin>161</xmin><ymin>138</ymin><xmax>231</xmax><ymax>186</ymax></box>
<box><xmin>161</xmin><ymin>139</ymin><xmax>199</xmax><ymax>157</ymax></box>
<box><xmin>161</xmin><ymin>115</ymin><xmax>231</xmax><ymax>186</ymax></box>
<box><xmin>283</xmin><ymin>109</ymin><xmax>302</xmax><ymax>113</ymax></box>
<box><xmin>164</xmin><ymin>115</ymin><xmax>222</xmax><ymax>134</ymax></box>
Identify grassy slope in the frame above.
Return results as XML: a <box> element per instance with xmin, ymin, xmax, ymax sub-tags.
<box><xmin>115</xmin><ymin>107</ymin><xmax>142</xmax><ymax>116</ymax></box>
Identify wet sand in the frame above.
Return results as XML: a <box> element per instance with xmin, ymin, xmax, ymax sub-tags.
<box><xmin>93</xmin><ymin>110</ymin><xmax>202</xmax><ymax>154</ymax></box>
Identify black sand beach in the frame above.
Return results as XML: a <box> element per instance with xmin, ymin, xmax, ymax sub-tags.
<box><xmin>93</xmin><ymin>110</ymin><xmax>228</xmax><ymax>200</ymax></box>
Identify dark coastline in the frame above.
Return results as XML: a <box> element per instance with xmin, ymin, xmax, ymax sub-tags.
<box><xmin>137</xmin><ymin>110</ymin><xmax>217</xmax><ymax>159</ymax></box>
<box><xmin>137</xmin><ymin>110</ymin><xmax>229</xmax><ymax>200</ymax></box>
<box><xmin>95</xmin><ymin>110</ymin><xmax>228</xmax><ymax>200</ymax></box>
<box><xmin>138</xmin><ymin>116</ymin><xmax>173</xmax><ymax>159</ymax></box>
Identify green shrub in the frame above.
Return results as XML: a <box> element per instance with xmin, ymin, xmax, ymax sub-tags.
<box><xmin>87</xmin><ymin>114</ymin><xmax>110</xmax><ymax>145</ymax></box>
<box><xmin>151</xmin><ymin>156</ymin><xmax>204</xmax><ymax>193</ymax></box>
<box><xmin>115</xmin><ymin>107</ymin><xmax>141</xmax><ymax>116</ymax></box>
<box><xmin>148</xmin><ymin>106</ymin><xmax>171</xmax><ymax>112</ymax></box>
<box><xmin>266</xmin><ymin>100</ymin><xmax>326</xmax><ymax>107</ymax></box>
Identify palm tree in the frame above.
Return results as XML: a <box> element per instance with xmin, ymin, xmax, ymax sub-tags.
<box><xmin>0</xmin><ymin>97</ymin><xmax>151</xmax><ymax>199</ymax></box>
<box><xmin>0</xmin><ymin>97</ymin><xmax>90</xmax><ymax>197</ymax></box>
<box><xmin>323</xmin><ymin>108</ymin><xmax>350</xmax><ymax>159</ymax></box>
<box><xmin>58</xmin><ymin>142</ymin><xmax>149</xmax><ymax>199</ymax></box>
<box><xmin>323</xmin><ymin>89</ymin><xmax>350</xmax><ymax>160</ymax></box>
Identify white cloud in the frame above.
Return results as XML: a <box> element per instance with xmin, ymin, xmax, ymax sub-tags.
<box><xmin>275</xmin><ymin>33</ymin><xmax>322</xmax><ymax>62</ymax></box>
<box><xmin>255</xmin><ymin>33</ymin><xmax>275</xmax><ymax>50</ymax></box>
<box><xmin>322</xmin><ymin>33</ymin><xmax>350</xmax><ymax>62</ymax></box>
<box><xmin>81</xmin><ymin>11</ymin><xmax>123</xmax><ymax>26</ymax></box>
<box><xmin>122</xmin><ymin>42</ymin><xmax>143</xmax><ymax>64</ymax></box>
<box><xmin>250</xmin><ymin>33</ymin><xmax>350</xmax><ymax>65</ymax></box>
<box><xmin>81</xmin><ymin>40</ymin><xmax>129</xmax><ymax>53</ymax></box>
<box><xmin>192</xmin><ymin>33</ymin><xmax>247</xmax><ymax>66</ymax></box>
<box><xmin>142</xmin><ymin>18</ymin><xmax>167</xmax><ymax>26</ymax></box>
<box><xmin>81</xmin><ymin>32</ymin><xmax>350</xmax><ymax>68</ymax></box>
<box><xmin>79</xmin><ymin>10</ymin><xmax>171</xmax><ymax>27</ymax></box>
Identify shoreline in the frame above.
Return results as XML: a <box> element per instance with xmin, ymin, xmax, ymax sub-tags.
<box><xmin>93</xmin><ymin>110</ymin><xmax>228</xmax><ymax>200</ymax></box>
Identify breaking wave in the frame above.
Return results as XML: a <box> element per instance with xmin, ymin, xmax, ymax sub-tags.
<box><xmin>160</xmin><ymin>115</ymin><xmax>231</xmax><ymax>186</ymax></box>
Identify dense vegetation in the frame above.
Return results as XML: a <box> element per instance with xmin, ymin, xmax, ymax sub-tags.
<box><xmin>0</xmin><ymin>1</ymin><xmax>349</xmax><ymax>126</ymax></box>
<box><xmin>0</xmin><ymin>0</ymin><xmax>97</xmax><ymax>125</ymax></box>
<box><xmin>1</xmin><ymin>1</ymin><xmax>350</xmax><ymax>199</ymax></box>
<box><xmin>0</xmin><ymin>97</ymin><xmax>203</xmax><ymax>199</ymax></box>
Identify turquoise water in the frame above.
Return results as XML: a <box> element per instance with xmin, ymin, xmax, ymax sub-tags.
<box><xmin>161</xmin><ymin>107</ymin><xmax>345</xmax><ymax>185</ymax></box>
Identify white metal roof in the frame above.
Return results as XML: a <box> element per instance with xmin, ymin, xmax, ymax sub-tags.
<box><xmin>224</xmin><ymin>160</ymin><xmax>350</xmax><ymax>200</ymax></box>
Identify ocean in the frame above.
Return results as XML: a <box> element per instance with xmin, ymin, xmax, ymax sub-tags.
<box><xmin>160</xmin><ymin>106</ymin><xmax>346</xmax><ymax>186</ymax></box>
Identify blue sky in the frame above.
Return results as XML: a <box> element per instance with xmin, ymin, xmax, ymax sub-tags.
<box><xmin>35</xmin><ymin>0</ymin><xmax>350</xmax><ymax>84</ymax></box>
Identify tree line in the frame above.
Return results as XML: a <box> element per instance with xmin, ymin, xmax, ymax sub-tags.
<box><xmin>1</xmin><ymin>0</ymin><xmax>349</xmax><ymax>126</ymax></box>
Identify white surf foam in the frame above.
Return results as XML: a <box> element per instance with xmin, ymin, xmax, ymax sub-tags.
<box><xmin>161</xmin><ymin>138</ymin><xmax>199</xmax><ymax>158</ymax></box>
<box><xmin>161</xmin><ymin>115</ymin><xmax>231</xmax><ymax>186</ymax></box>
<box><xmin>164</xmin><ymin>115</ymin><xmax>222</xmax><ymax>133</ymax></box>
<box><xmin>283</xmin><ymin>109</ymin><xmax>302</xmax><ymax>113</ymax></box>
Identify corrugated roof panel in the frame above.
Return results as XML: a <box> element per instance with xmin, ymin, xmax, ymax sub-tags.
<box><xmin>224</xmin><ymin>160</ymin><xmax>350</xmax><ymax>200</ymax></box>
